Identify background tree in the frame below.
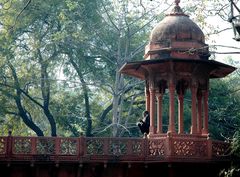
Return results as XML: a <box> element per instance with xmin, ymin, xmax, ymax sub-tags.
<box><xmin>0</xmin><ymin>0</ymin><xmax>101</xmax><ymax>136</ymax></box>
<box><xmin>0</xmin><ymin>0</ymin><xmax>239</xmax><ymax>140</ymax></box>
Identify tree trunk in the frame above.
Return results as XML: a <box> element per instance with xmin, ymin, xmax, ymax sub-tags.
<box><xmin>112</xmin><ymin>68</ymin><xmax>124</xmax><ymax>137</ymax></box>
<box><xmin>8</xmin><ymin>61</ymin><xmax>44</xmax><ymax>136</ymax></box>
<box><xmin>43</xmin><ymin>108</ymin><xmax>57</xmax><ymax>136</ymax></box>
<box><xmin>81</xmin><ymin>77</ymin><xmax>92</xmax><ymax>137</ymax></box>
<box><xmin>38</xmin><ymin>49</ymin><xmax>57</xmax><ymax>136</ymax></box>
<box><xmin>68</xmin><ymin>55</ymin><xmax>92</xmax><ymax>137</ymax></box>
<box><xmin>16</xmin><ymin>97</ymin><xmax>44</xmax><ymax>136</ymax></box>
<box><xmin>99</xmin><ymin>103</ymin><xmax>113</xmax><ymax>123</ymax></box>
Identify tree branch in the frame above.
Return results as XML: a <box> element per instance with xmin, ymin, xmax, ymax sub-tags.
<box><xmin>9</xmin><ymin>0</ymin><xmax>32</xmax><ymax>31</ymax></box>
<box><xmin>100</xmin><ymin>1</ymin><xmax>119</xmax><ymax>31</ymax></box>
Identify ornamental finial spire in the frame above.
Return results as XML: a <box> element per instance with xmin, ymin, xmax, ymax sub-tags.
<box><xmin>169</xmin><ymin>0</ymin><xmax>186</xmax><ymax>16</ymax></box>
<box><xmin>175</xmin><ymin>0</ymin><xmax>180</xmax><ymax>6</ymax></box>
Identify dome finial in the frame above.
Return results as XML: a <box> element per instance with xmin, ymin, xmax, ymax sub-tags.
<box><xmin>169</xmin><ymin>0</ymin><xmax>185</xmax><ymax>15</ymax></box>
<box><xmin>175</xmin><ymin>0</ymin><xmax>180</xmax><ymax>6</ymax></box>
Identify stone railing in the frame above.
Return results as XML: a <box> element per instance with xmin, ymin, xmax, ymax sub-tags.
<box><xmin>0</xmin><ymin>134</ymin><xmax>231</xmax><ymax>163</ymax></box>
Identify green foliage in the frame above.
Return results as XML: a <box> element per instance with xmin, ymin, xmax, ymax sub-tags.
<box><xmin>0</xmin><ymin>0</ymin><xmax>239</xmax><ymax>140</ymax></box>
<box><xmin>220</xmin><ymin>167</ymin><xmax>240</xmax><ymax>177</ymax></box>
<box><xmin>209</xmin><ymin>78</ymin><xmax>240</xmax><ymax>140</ymax></box>
<box><xmin>0</xmin><ymin>0</ymin><xmax>101</xmax><ymax>136</ymax></box>
<box><xmin>219</xmin><ymin>132</ymin><xmax>240</xmax><ymax>176</ymax></box>
<box><xmin>232</xmin><ymin>131</ymin><xmax>240</xmax><ymax>157</ymax></box>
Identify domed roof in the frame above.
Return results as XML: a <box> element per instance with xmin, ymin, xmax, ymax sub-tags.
<box><xmin>144</xmin><ymin>2</ymin><xmax>210</xmax><ymax>60</ymax></box>
<box><xmin>150</xmin><ymin>5</ymin><xmax>205</xmax><ymax>43</ymax></box>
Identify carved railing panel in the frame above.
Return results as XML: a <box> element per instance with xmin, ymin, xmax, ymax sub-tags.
<box><xmin>132</xmin><ymin>139</ymin><xmax>144</xmax><ymax>155</ymax></box>
<box><xmin>13</xmin><ymin>137</ymin><xmax>31</xmax><ymax>154</ymax></box>
<box><xmin>194</xmin><ymin>141</ymin><xmax>208</xmax><ymax>157</ymax></box>
<box><xmin>212</xmin><ymin>141</ymin><xmax>230</xmax><ymax>157</ymax></box>
<box><xmin>148</xmin><ymin>139</ymin><xmax>165</xmax><ymax>156</ymax></box>
<box><xmin>36</xmin><ymin>138</ymin><xmax>55</xmax><ymax>154</ymax></box>
<box><xmin>109</xmin><ymin>139</ymin><xmax>127</xmax><ymax>156</ymax></box>
<box><xmin>173</xmin><ymin>140</ymin><xmax>194</xmax><ymax>156</ymax></box>
<box><xmin>60</xmin><ymin>138</ymin><xmax>78</xmax><ymax>155</ymax></box>
<box><xmin>173</xmin><ymin>139</ymin><xmax>207</xmax><ymax>157</ymax></box>
<box><xmin>86</xmin><ymin>138</ymin><xmax>104</xmax><ymax>155</ymax></box>
<box><xmin>85</xmin><ymin>138</ymin><xmax>145</xmax><ymax>158</ymax></box>
<box><xmin>0</xmin><ymin>137</ymin><xmax>6</xmax><ymax>155</ymax></box>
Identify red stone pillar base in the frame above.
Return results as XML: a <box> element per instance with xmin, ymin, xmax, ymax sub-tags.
<box><xmin>202</xmin><ymin>90</ymin><xmax>209</xmax><ymax>135</ymax></box>
<box><xmin>168</xmin><ymin>81</ymin><xmax>176</xmax><ymax>134</ymax></box>
<box><xmin>178</xmin><ymin>94</ymin><xmax>184</xmax><ymax>134</ymax></box>
<box><xmin>149</xmin><ymin>88</ymin><xmax>156</xmax><ymax>135</ymax></box>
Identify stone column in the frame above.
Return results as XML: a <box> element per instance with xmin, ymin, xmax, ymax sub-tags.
<box><xmin>156</xmin><ymin>91</ymin><xmax>163</xmax><ymax>134</ymax></box>
<box><xmin>145</xmin><ymin>83</ymin><xmax>150</xmax><ymax>112</ymax></box>
<box><xmin>178</xmin><ymin>92</ymin><xmax>184</xmax><ymax>134</ymax></box>
<box><xmin>202</xmin><ymin>90</ymin><xmax>209</xmax><ymax>135</ymax></box>
<box><xmin>168</xmin><ymin>80</ymin><xmax>176</xmax><ymax>134</ymax></box>
<box><xmin>191</xmin><ymin>84</ymin><xmax>197</xmax><ymax>134</ymax></box>
<box><xmin>149</xmin><ymin>88</ymin><xmax>156</xmax><ymax>134</ymax></box>
<box><xmin>197</xmin><ymin>92</ymin><xmax>203</xmax><ymax>134</ymax></box>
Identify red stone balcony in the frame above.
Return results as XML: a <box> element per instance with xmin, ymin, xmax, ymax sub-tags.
<box><xmin>0</xmin><ymin>134</ymin><xmax>230</xmax><ymax>164</ymax></box>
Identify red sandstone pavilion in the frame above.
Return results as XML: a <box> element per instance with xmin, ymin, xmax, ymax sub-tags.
<box><xmin>0</xmin><ymin>1</ymin><xmax>237</xmax><ymax>177</ymax></box>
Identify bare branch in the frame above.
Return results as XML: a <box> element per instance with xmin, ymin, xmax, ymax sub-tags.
<box><xmin>210</xmin><ymin>51</ymin><xmax>240</xmax><ymax>54</ymax></box>
<box><xmin>100</xmin><ymin>1</ymin><xmax>119</xmax><ymax>31</ymax></box>
<box><xmin>140</xmin><ymin>0</ymin><xmax>146</xmax><ymax>12</ymax></box>
<box><xmin>4</xmin><ymin>111</ymin><xmax>19</xmax><ymax>116</ymax></box>
<box><xmin>94</xmin><ymin>123</ymin><xmax>131</xmax><ymax>136</ymax></box>
<box><xmin>20</xmin><ymin>88</ymin><xmax>44</xmax><ymax>109</ymax></box>
<box><xmin>212</xmin><ymin>44</ymin><xmax>240</xmax><ymax>50</ymax></box>
<box><xmin>8</xmin><ymin>0</ymin><xmax>32</xmax><ymax>31</ymax></box>
<box><xmin>206</xmin><ymin>27</ymin><xmax>232</xmax><ymax>36</ymax></box>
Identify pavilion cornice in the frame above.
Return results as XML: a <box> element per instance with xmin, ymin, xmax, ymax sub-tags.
<box><xmin>120</xmin><ymin>58</ymin><xmax>236</xmax><ymax>80</ymax></box>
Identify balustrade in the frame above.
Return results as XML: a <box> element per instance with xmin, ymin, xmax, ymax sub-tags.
<box><xmin>0</xmin><ymin>135</ymin><xmax>230</xmax><ymax>163</ymax></box>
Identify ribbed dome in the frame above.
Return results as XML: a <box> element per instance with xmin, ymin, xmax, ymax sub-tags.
<box><xmin>150</xmin><ymin>6</ymin><xmax>205</xmax><ymax>43</ymax></box>
<box><xmin>150</xmin><ymin>15</ymin><xmax>205</xmax><ymax>43</ymax></box>
<box><xmin>144</xmin><ymin>4</ymin><xmax>210</xmax><ymax>60</ymax></box>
